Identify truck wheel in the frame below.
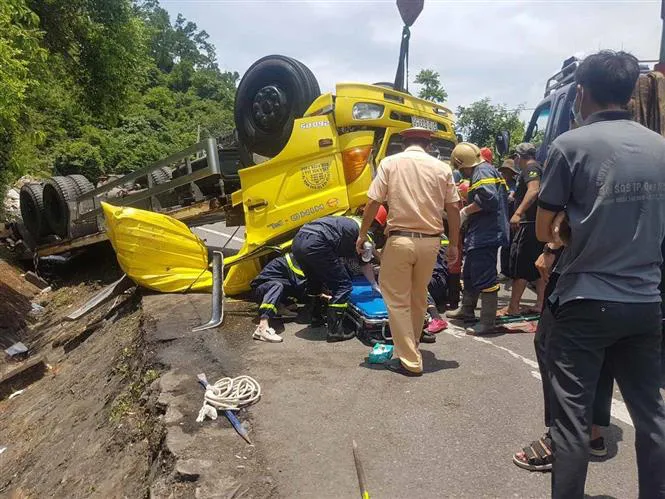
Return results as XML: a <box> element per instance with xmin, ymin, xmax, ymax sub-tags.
<box><xmin>235</xmin><ymin>55</ymin><xmax>320</xmax><ymax>162</ymax></box>
<box><xmin>20</xmin><ymin>183</ymin><xmax>49</xmax><ymax>238</ymax></box>
<box><xmin>43</xmin><ymin>176</ymin><xmax>79</xmax><ymax>238</ymax></box>
<box><xmin>67</xmin><ymin>174</ymin><xmax>95</xmax><ymax>196</ymax></box>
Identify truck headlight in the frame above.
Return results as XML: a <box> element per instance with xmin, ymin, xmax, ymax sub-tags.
<box><xmin>352</xmin><ymin>103</ymin><xmax>384</xmax><ymax>120</ymax></box>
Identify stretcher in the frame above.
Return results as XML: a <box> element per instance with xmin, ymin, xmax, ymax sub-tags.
<box><xmin>345</xmin><ymin>276</ymin><xmax>392</xmax><ymax>345</ymax></box>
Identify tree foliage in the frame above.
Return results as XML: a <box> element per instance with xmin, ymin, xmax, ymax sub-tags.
<box><xmin>414</xmin><ymin>69</ymin><xmax>448</xmax><ymax>103</ymax></box>
<box><xmin>455</xmin><ymin>98</ymin><xmax>525</xmax><ymax>159</ymax></box>
<box><xmin>0</xmin><ymin>0</ymin><xmax>238</xmax><ymax>197</ymax></box>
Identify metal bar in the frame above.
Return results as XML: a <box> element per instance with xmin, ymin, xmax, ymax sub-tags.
<box><xmin>66</xmin><ymin>274</ymin><xmax>134</xmax><ymax>321</ymax></box>
<box><xmin>77</xmin><ymin>139</ymin><xmax>211</xmax><ymax>201</ymax></box>
<box><xmin>76</xmin><ymin>166</ymin><xmax>219</xmax><ymax>221</ymax></box>
<box><xmin>352</xmin><ymin>440</ymin><xmax>370</xmax><ymax>499</ymax></box>
<box><xmin>192</xmin><ymin>251</ymin><xmax>224</xmax><ymax>332</ymax></box>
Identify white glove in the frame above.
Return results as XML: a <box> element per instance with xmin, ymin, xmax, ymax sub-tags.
<box><xmin>460</xmin><ymin>207</ymin><xmax>469</xmax><ymax>226</ymax></box>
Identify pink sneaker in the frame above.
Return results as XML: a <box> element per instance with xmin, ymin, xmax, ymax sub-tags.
<box><xmin>427</xmin><ymin>318</ymin><xmax>448</xmax><ymax>334</ymax></box>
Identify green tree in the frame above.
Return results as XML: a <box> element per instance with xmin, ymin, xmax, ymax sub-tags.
<box><xmin>0</xmin><ymin>0</ymin><xmax>47</xmax><ymax>190</ymax></box>
<box><xmin>1</xmin><ymin>0</ymin><xmax>239</xmax><ymax>198</ymax></box>
<box><xmin>455</xmin><ymin>98</ymin><xmax>525</xmax><ymax>159</ymax></box>
<box><xmin>414</xmin><ymin>69</ymin><xmax>447</xmax><ymax>103</ymax></box>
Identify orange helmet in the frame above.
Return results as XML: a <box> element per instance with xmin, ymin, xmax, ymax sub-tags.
<box><xmin>479</xmin><ymin>147</ymin><xmax>493</xmax><ymax>163</ymax></box>
<box><xmin>374</xmin><ymin>205</ymin><xmax>388</xmax><ymax>226</ymax></box>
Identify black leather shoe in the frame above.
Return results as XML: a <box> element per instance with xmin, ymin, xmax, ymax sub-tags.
<box><xmin>420</xmin><ymin>331</ymin><xmax>436</xmax><ymax>344</ymax></box>
<box><xmin>383</xmin><ymin>359</ymin><xmax>422</xmax><ymax>377</ymax></box>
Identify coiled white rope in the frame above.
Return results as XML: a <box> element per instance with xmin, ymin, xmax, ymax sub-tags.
<box><xmin>196</xmin><ymin>375</ymin><xmax>261</xmax><ymax>422</ymax></box>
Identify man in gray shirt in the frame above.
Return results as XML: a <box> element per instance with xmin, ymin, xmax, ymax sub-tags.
<box><xmin>537</xmin><ymin>51</ymin><xmax>665</xmax><ymax>499</ymax></box>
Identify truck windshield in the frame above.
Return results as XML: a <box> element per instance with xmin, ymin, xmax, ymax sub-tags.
<box><xmin>527</xmin><ymin>105</ymin><xmax>551</xmax><ymax>147</ymax></box>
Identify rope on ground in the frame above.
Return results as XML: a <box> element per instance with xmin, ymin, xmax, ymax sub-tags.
<box><xmin>196</xmin><ymin>375</ymin><xmax>261</xmax><ymax>422</ymax></box>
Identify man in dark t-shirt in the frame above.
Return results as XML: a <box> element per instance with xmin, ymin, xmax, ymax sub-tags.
<box><xmin>536</xmin><ymin>51</ymin><xmax>665</xmax><ymax>499</ymax></box>
<box><xmin>502</xmin><ymin>142</ymin><xmax>545</xmax><ymax>315</ymax></box>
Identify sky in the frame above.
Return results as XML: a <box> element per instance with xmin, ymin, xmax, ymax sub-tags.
<box><xmin>160</xmin><ymin>0</ymin><xmax>663</xmax><ymax>123</ymax></box>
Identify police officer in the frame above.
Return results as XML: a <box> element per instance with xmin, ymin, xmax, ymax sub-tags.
<box><xmin>292</xmin><ymin>208</ymin><xmax>387</xmax><ymax>342</ymax></box>
<box><xmin>446</xmin><ymin>142</ymin><xmax>509</xmax><ymax>335</ymax></box>
<box><xmin>250</xmin><ymin>252</ymin><xmax>306</xmax><ymax>343</ymax></box>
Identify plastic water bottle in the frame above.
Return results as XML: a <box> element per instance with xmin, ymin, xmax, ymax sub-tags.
<box><xmin>361</xmin><ymin>241</ymin><xmax>374</xmax><ymax>263</ymax></box>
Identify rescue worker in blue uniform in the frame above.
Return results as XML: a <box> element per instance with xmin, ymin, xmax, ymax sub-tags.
<box><xmin>250</xmin><ymin>252</ymin><xmax>306</xmax><ymax>343</ymax></box>
<box><xmin>292</xmin><ymin>208</ymin><xmax>387</xmax><ymax>342</ymax></box>
<box><xmin>446</xmin><ymin>142</ymin><xmax>509</xmax><ymax>335</ymax></box>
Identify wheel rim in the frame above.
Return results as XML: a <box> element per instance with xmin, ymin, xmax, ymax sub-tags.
<box><xmin>252</xmin><ymin>85</ymin><xmax>288</xmax><ymax>132</ymax></box>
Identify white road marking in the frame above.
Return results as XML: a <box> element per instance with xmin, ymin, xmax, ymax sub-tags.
<box><xmin>443</xmin><ymin>325</ymin><xmax>634</xmax><ymax>428</ymax></box>
<box><xmin>195</xmin><ymin>226</ymin><xmax>245</xmax><ymax>244</ymax></box>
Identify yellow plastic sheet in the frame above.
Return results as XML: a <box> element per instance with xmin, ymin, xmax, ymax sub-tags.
<box><xmin>102</xmin><ymin>202</ymin><xmax>212</xmax><ymax>292</ymax></box>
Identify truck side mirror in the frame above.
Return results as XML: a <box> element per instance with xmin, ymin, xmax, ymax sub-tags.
<box><xmin>397</xmin><ymin>0</ymin><xmax>424</xmax><ymax>27</ymax></box>
<box><xmin>495</xmin><ymin>131</ymin><xmax>510</xmax><ymax>155</ymax></box>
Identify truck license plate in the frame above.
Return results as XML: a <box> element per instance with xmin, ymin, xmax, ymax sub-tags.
<box><xmin>411</xmin><ymin>116</ymin><xmax>438</xmax><ymax>131</ymax></box>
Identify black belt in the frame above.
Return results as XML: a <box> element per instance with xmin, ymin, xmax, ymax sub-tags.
<box><xmin>389</xmin><ymin>230</ymin><xmax>441</xmax><ymax>239</ymax></box>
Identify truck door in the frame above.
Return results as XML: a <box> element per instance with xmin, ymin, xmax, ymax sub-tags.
<box><xmin>238</xmin><ymin>114</ymin><xmax>352</xmax><ymax>248</ymax></box>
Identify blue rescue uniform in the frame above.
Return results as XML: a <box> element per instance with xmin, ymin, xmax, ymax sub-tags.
<box><xmin>463</xmin><ymin>161</ymin><xmax>510</xmax><ymax>293</ymax></box>
<box><xmin>250</xmin><ymin>253</ymin><xmax>306</xmax><ymax>319</ymax></box>
<box><xmin>292</xmin><ymin>216</ymin><xmax>367</xmax><ymax>308</ymax></box>
<box><xmin>428</xmin><ymin>237</ymin><xmax>450</xmax><ymax>307</ymax></box>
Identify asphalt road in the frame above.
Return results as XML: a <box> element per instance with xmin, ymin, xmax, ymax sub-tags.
<box><xmin>197</xmin><ymin>221</ymin><xmax>654</xmax><ymax>499</ymax></box>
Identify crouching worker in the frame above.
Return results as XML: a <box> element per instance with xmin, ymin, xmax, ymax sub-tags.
<box><xmin>292</xmin><ymin>208</ymin><xmax>387</xmax><ymax>342</ymax></box>
<box><xmin>426</xmin><ymin>236</ymin><xmax>450</xmax><ymax>334</ymax></box>
<box><xmin>250</xmin><ymin>252</ymin><xmax>306</xmax><ymax>343</ymax></box>
<box><xmin>446</xmin><ymin>142</ymin><xmax>509</xmax><ymax>335</ymax></box>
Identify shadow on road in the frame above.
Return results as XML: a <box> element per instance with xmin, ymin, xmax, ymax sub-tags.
<box><xmin>590</xmin><ymin>423</ymin><xmax>624</xmax><ymax>462</ymax></box>
<box><xmin>421</xmin><ymin>349</ymin><xmax>460</xmax><ymax>373</ymax></box>
<box><xmin>358</xmin><ymin>349</ymin><xmax>460</xmax><ymax>374</ymax></box>
<box><xmin>295</xmin><ymin>326</ymin><xmax>327</xmax><ymax>341</ymax></box>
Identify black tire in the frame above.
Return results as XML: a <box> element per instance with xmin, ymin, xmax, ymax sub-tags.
<box><xmin>235</xmin><ymin>55</ymin><xmax>320</xmax><ymax>159</ymax></box>
<box><xmin>67</xmin><ymin>174</ymin><xmax>95</xmax><ymax>196</ymax></box>
<box><xmin>43</xmin><ymin>176</ymin><xmax>78</xmax><ymax>237</ymax></box>
<box><xmin>149</xmin><ymin>167</ymin><xmax>171</xmax><ymax>185</ymax></box>
<box><xmin>20</xmin><ymin>183</ymin><xmax>49</xmax><ymax>238</ymax></box>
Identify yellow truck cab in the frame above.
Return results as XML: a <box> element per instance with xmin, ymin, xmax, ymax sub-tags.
<box><xmin>224</xmin><ymin>80</ymin><xmax>457</xmax><ymax>294</ymax></box>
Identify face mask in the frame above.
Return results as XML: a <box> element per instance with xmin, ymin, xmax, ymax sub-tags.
<box><xmin>573</xmin><ymin>91</ymin><xmax>584</xmax><ymax>127</ymax></box>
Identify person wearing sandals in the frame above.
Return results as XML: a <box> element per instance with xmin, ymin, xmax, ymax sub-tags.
<box><xmin>536</xmin><ymin>51</ymin><xmax>665</xmax><ymax>498</ymax></box>
<box><xmin>512</xmin><ymin>243</ymin><xmax>614</xmax><ymax>471</ymax></box>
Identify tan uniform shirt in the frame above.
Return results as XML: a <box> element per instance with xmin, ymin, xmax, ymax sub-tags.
<box><xmin>367</xmin><ymin>145</ymin><xmax>460</xmax><ymax>234</ymax></box>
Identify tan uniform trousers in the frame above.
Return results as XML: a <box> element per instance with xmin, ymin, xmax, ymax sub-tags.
<box><xmin>380</xmin><ymin>235</ymin><xmax>440</xmax><ymax>373</ymax></box>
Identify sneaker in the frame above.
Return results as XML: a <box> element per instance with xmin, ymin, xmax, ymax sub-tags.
<box><xmin>427</xmin><ymin>318</ymin><xmax>448</xmax><ymax>334</ymax></box>
<box><xmin>590</xmin><ymin>437</ymin><xmax>607</xmax><ymax>457</ymax></box>
<box><xmin>253</xmin><ymin>326</ymin><xmax>283</xmax><ymax>343</ymax></box>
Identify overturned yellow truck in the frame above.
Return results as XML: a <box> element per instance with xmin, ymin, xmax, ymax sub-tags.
<box><xmin>14</xmin><ymin>0</ymin><xmax>457</xmax><ymax>294</ymax></box>
<box><xmin>224</xmin><ymin>75</ymin><xmax>457</xmax><ymax>294</ymax></box>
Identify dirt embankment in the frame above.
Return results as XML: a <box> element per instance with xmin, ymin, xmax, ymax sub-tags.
<box><xmin>0</xmin><ymin>251</ymin><xmax>166</xmax><ymax>498</ymax></box>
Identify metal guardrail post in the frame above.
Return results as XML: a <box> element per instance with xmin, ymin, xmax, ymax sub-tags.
<box><xmin>192</xmin><ymin>251</ymin><xmax>224</xmax><ymax>332</ymax></box>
